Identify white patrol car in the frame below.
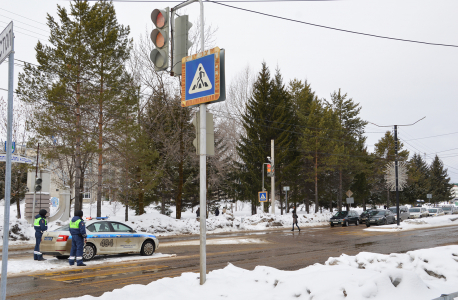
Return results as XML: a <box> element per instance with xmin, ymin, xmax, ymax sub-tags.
<box><xmin>40</xmin><ymin>218</ymin><xmax>159</xmax><ymax>261</ymax></box>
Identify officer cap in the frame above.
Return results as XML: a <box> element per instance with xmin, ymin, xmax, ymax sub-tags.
<box><xmin>39</xmin><ymin>209</ymin><xmax>47</xmax><ymax>216</ymax></box>
<box><xmin>75</xmin><ymin>210</ymin><xmax>84</xmax><ymax>217</ymax></box>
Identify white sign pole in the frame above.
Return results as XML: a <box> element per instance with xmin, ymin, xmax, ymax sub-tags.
<box><xmin>197</xmin><ymin>0</ymin><xmax>206</xmax><ymax>286</ymax></box>
<box><xmin>1</xmin><ymin>21</ymin><xmax>14</xmax><ymax>300</ymax></box>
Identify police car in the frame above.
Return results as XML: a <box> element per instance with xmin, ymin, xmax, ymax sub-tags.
<box><xmin>40</xmin><ymin>218</ymin><xmax>159</xmax><ymax>261</ymax></box>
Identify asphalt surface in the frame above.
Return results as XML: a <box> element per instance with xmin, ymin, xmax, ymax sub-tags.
<box><xmin>4</xmin><ymin>224</ymin><xmax>458</xmax><ymax>299</ymax></box>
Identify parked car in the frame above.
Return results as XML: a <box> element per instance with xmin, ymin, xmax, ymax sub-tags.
<box><xmin>441</xmin><ymin>206</ymin><xmax>458</xmax><ymax>215</ymax></box>
<box><xmin>388</xmin><ymin>206</ymin><xmax>410</xmax><ymax>222</ymax></box>
<box><xmin>428</xmin><ymin>208</ymin><xmax>445</xmax><ymax>217</ymax></box>
<box><xmin>330</xmin><ymin>210</ymin><xmax>360</xmax><ymax>227</ymax></box>
<box><xmin>40</xmin><ymin>219</ymin><xmax>159</xmax><ymax>261</ymax></box>
<box><xmin>359</xmin><ymin>210</ymin><xmax>375</xmax><ymax>224</ymax></box>
<box><xmin>409</xmin><ymin>207</ymin><xmax>429</xmax><ymax>218</ymax></box>
<box><xmin>366</xmin><ymin>210</ymin><xmax>396</xmax><ymax>227</ymax></box>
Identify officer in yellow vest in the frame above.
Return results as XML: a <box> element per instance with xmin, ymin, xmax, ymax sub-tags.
<box><xmin>33</xmin><ymin>209</ymin><xmax>48</xmax><ymax>261</ymax></box>
<box><xmin>69</xmin><ymin>210</ymin><xmax>87</xmax><ymax>266</ymax></box>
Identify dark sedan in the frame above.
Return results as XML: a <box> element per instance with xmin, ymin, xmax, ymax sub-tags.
<box><xmin>366</xmin><ymin>210</ymin><xmax>396</xmax><ymax>227</ymax></box>
<box><xmin>359</xmin><ymin>210</ymin><xmax>374</xmax><ymax>224</ymax></box>
<box><xmin>330</xmin><ymin>210</ymin><xmax>360</xmax><ymax>227</ymax></box>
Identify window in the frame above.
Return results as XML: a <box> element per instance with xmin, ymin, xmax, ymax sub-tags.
<box><xmin>110</xmin><ymin>222</ymin><xmax>133</xmax><ymax>232</ymax></box>
<box><xmin>87</xmin><ymin>222</ymin><xmax>111</xmax><ymax>232</ymax></box>
<box><xmin>83</xmin><ymin>181</ymin><xmax>91</xmax><ymax>199</ymax></box>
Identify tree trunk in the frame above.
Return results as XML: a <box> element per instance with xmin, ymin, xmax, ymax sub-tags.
<box><xmin>137</xmin><ymin>168</ymin><xmax>144</xmax><ymax>215</ymax></box>
<box><xmin>305</xmin><ymin>198</ymin><xmax>309</xmax><ymax>214</ymax></box>
<box><xmin>161</xmin><ymin>197</ymin><xmax>166</xmax><ymax>215</ymax></box>
<box><xmin>97</xmin><ymin>73</ymin><xmax>104</xmax><ymax>218</ymax></box>
<box><xmin>386</xmin><ymin>188</ymin><xmax>390</xmax><ymax>208</ymax></box>
<box><xmin>338</xmin><ymin>168</ymin><xmax>343</xmax><ymax>212</ymax></box>
<box><xmin>279</xmin><ymin>179</ymin><xmax>283</xmax><ymax>215</ymax></box>
<box><xmin>314</xmin><ymin>145</ymin><xmax>319</xmax><ymax>213</ymax></box>
<box><xmin>175</xmin><ymin>116</ymin><xmax>184</xmax><ymax>219</ymax></box>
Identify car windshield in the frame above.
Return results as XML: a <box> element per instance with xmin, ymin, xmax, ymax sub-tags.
<box><xmin>367</xmin><ymin>211</ymin><xmax>380</xmax><ymax>216</ymax></box>
<box><xmin>442</xmin><ymin>207</ymin><xmax>451</xmax><ymax>211</ymax></box>
<box><xmin>333</xmin><ymin>211</ymin><xmax>348</xmax><ymax>218</ymax></box>
<box><xmin>409</xmin><ymin>208</ymin><xmax>420</xmax><ymax>212</ymax></box>
<box><xmin>54</xmin><ymin>225</ymin><xmax>69</xmax><ymax>231</ymax></box>
<box><xmin>375</xmin><ymin>211</ymin><xmax>386</xmax><ymax>216</ymax></box>
<box><xmin>389</xmin><ymin>208</ymin><xmax>397</xmax><ymax>213</ymax></box>
<box><xmin>428</xmin><ymin>209</ymin><xmax>437</xmax><ymax>213</ymax></box>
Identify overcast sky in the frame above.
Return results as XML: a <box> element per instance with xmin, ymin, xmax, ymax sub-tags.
<box><xmin>1</xmin><ymin>0</ymin><xmax>457</xmax><ymax>182</ymax></box>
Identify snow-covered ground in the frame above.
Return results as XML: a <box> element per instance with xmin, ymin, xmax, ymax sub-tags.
<box><xmin>0</xmin><ymin>253</ymin><xmax>175</xmax><ymax>276</ymax></box>
<box><xmin>364</xmin><ymin>215</ymin><xmax>458</xmax><ymax>232</ymax></box>
<box><xmin>62</xmin><ymin>245</ymin><xmax>458</xmax><ymax>300</ymax></box>
<box><xmin>0</xmin><ymin>200</ymin><xmax>332</xmax><ymax>246</ymax></box>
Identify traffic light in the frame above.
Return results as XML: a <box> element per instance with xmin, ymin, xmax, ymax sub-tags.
<box><xmin>192</xmin><ymin>111</ymin><xmax>214</xmax><ymax>156</ymax></box>
<box><xmin>267</xmin><ymin>164</ymin><xmax>272</xmax><ymax>177</ymax></box>
<box><xmin>35</xmin><ymin>178</ymin><xmax>42</xmax><ymax>192</ymax></box>
<box><xmin>150</xmin><ymin>7</ymin><xmax>170</xmax><ymax>71</ymax></box>
<box><xmin>173</xmin><ymin>15</ymin><xmax>193</xmax><ymax>76</ymax></box>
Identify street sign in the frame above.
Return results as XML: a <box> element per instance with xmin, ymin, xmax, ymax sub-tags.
<box><xmin>181</xmin><ymin>47</ymin><xmax>226</xmax><ymax>107</ymax></box>
<box><xmin>283</xmin><ymin>186</ymin><xmax>290</xmax><ymax>191</ymax></box>
<box><xmin>427</xmin><ymin>194</ymin><xmax>432</xmax><ymax>199</ymax></box>
<box><xmin>4</xmin><ymin>141</ymin><xmax>15</xmax><ymax>153</ymax></box>
<box><xmin>0</xmin><ymin>22</ymin><xmax>13</xmax><ymax>65</ymax></box>
<box><xmin>346</xmin><ymin>197</ymin><xmax>354</xmax><ymax>204</ymax></box>
<box><xmin>258</xmin><ymin>191</ymin><xmax>268</xmax><ymax>202</ymax></box>
<box><xmin>346</xmin><ymin>190</ymin><xmax>353</xmax><ymax>197</ymax></box>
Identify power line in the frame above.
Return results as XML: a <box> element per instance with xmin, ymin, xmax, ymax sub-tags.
<box><xmin>403</xmin><ymin>131</ymin><xmax>458</xmax><ymax>142</ymax></box>
<box><xmin>0</xmin><ymin>8</ymin><xmax>48</xmax><ymax>27</ymax></box>
<box><xmin>206</xmin><ymin>0</ymin><xmax>458</xmax><ymax>48</ymax></box>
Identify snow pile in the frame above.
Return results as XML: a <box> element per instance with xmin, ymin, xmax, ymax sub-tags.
<box><xmin>63</xmin><ymin>245</ymin><xmax>458</xmax><ymax>300</ymax></box>
<box><xmin>365</xmin><ymin>214</ymin><xmax>458</xmax><ymax>232</ymax></box>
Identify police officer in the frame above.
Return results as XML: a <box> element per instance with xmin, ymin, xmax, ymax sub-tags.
<box><xmin>69</xmin><ymin>210</ymin><xmax>87</xmax><ymax>266</ymax></box>
<box><xmin>33</xmin><ymin>209</ymin><xmax>48</xmax><ymax>261</ymax></box>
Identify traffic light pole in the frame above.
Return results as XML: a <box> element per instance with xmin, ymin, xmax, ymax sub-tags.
<box><xmin>271</xmin><ymin>139</ymin><xmax>275</xmax><ymax>214</ymax></box>
<box><xmin>172</xmin><ymin>0</ymin><xmax>206</xmax><ymax>285</ymax></box>
<box><xmin>1</xmin><ymin>28</ymin><xmax>14</xmax><ymax>300</ymax></box>
<box><xmin>394</xmin><ymin>125</ymin><xmax>400</xmax><ymax>226</ymax></box>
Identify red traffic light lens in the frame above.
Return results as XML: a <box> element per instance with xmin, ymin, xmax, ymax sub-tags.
<box><xmin>156</xmin><ymin>12</ymin><xmax>165</xmax><ymax>28</ymax></box>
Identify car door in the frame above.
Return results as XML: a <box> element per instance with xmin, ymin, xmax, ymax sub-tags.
<box><xmin>109</xmin><ymin>222</ymin><xmax>139</xmax><ymax>253</ymax></box>
<box><xmin>86</xmin><ymin>221</ymin><xmax>116</xmax><ymax>254</ymax></box>
<box><xmin>385</xmin><ymin>211</ymin><xmax>393</xmax><ymax>223</ymax></box>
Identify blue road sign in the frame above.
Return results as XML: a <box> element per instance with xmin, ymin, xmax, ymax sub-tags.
<box><xmin>4</xmin><ymin>141</ymin><xmax>15</xmax><ymax>153</ymax></box>
<box><xmin>181</xmin><ymin>47</ymin><xmax>225</xmax><ymax>107</ymax></box>
<box><xmin>258</xmin><ymin>191</ymin><xmax>268</xmax><ymax>202</ymax></box>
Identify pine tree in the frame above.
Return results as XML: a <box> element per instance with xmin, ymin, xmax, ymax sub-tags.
<box><xmin>404</xmin><ymin>153</ymin><xmax>429</xmax><ymax>204</ymax></box>
<box><xmin>428</xmin><ymin>155</ymin><xmax>453</xmax><ymax>205</ymax></box>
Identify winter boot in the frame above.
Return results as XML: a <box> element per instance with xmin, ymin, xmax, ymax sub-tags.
<box><xmin>76</xmin><ymin>260</ymin><xmax>86</xmax><ymax>267</ymax></box>
<box><xmin>34</xmin><ymin>254</ymin><xmax>38</xmax><ymax>260</ymax></box>
<box><xmin>69</xmin><ymin>257</ymin><xmax>75</xmax><ymax>266</ymax></box>
<box><xmin>37</xmin><ymin>254</ymin><xmax>47</xmax><ymax>261</ymax></box>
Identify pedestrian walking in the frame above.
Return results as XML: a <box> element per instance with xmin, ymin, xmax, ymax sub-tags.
<box><xmin>33</xmin><ymin>209</ymin><xmax>48</xmax><ymax>261</ymax></box>
<box><xmin>215</xmin><ymin>207</ymin><xmax>220</xmax><ymax>216</ymax></box>
<box><xmin>291</xmin><ymin>206</ymin><xmax>300</xmax><ymax>232</ymax></box>
<box><xmin>196</xmin><ymin>207</ymin><xmax>200</xmax><ymax>218</ymax></box>
<box><xmin>69</xmin><ymin>210</ymin><xmax>87</xmax><ymax>266</ymax></box>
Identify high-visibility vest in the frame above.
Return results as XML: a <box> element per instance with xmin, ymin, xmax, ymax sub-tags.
<box><xmin>70</xmin><ymin>219</ymin><xmax>82</xmax><ymax>229</ymax></box>
<box><xmin>34</xmin><ymin>217</ymin><xmax>47</xmax><ymax>227</ymax></box>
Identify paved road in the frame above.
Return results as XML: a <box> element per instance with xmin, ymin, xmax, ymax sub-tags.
<box><xmin>5</xmin><ymin>224</ymin><xmax>458</xmax><ymax>299</ymax></box>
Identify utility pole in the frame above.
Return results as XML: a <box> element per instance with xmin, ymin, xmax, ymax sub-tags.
<box><xmin>371</xmin><ymin>117</ymin><xmax>425</xmax><ymax>226</ymax></box>
<box><xmin>271</xmin><ymin>139</ymin><xmax>275</xmax><ymax>214</ymax></box>
<box><xmin>262</xmin><ymin>162</ymin><xmax>268</xmax><ymax>213</ymax></box>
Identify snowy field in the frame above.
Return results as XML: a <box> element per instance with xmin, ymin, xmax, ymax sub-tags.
<box><xmin>62</xmin><ymin>245</ymin><xmax>458</xmax><ymax>300</ymax></box>
<box><xmin>0</xmin><ymin>200</ymin><xmax>332</xmax><ymax>245</ymax></box>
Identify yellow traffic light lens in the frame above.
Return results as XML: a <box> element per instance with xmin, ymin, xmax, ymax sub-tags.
<box><xmin>156</xmin><ymin>12</ymin><xmax>165</xmax><ymax>28</ymax></box>
<box><xmin>156</xmin><ymin>32</ymin><xmax>165</xmax><ymax>48</ymax></box>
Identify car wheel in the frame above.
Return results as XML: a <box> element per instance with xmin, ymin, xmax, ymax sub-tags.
<box><xmin>344</xmin><ymin>221</ymin><xmax>349</xmax><ymax>227</ymax></box>
<box><xmin>56</xmin><ymin>255</ymin><xmax>69</xmax><ymax>260</ymax></box>
<box><xmin>83</xmin><ymin>244</ymin><xmax>96</xmax><ymax>261</ymax></box>
<box><xmin>140</xmin><ymin>240</ymin><xmax>155</xmax><ymax>256</ymax></box>
<box><xmin>330</xmin><ymin>223</ymin><xmax>334</xmax><ymax>227</ymax></box>
<box><xmin>366</xmin><ymin>223</ymin><xmax>370</xmax><ymax>227</ymax></box>
<box><xmin>355</xmin><ymin>220</ymin><xmax>359</xmax><ymax>226</ymax></box>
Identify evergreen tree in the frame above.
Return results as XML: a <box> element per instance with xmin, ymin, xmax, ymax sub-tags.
<box><xmin>428</xmin><ymin>155</ymin><xmax>453</xmax><ymax>205</ymax></box>
<box><xmin>237</xmin><ymin>63</ymin><xmax>294</xmax><ymax>214</ymax></box>
<box><xmin>404</xmin><ymin>153</ymin><xmax>429</xmax><ymax>204</ymax></box>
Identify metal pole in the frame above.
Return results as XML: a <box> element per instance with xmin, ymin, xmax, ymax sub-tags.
<box><xmin>1</xmin><ymin>30</ymin><xmax>14</xmax><ymax>300</ymax></box>
<box><xmin>271</xmin><ymin>139</ymin><xmax>275</xmax><ymax>214</ymax></box>
<box><xmin>31</xmin><ymin>142</ymin><xmax>39</xmax><ymax>223</ymax></box>
<box><xmin>262</xmin><ymin>163</ymin><xmax>265</xmax><ymax>213</ymax></box>
<box><xmin>394</xmin><ymin>125</ymin><xmax>400</xmax><ymax>226</ymax></box>
<box><xmin>197</xmin><ymin>0</ymin><xmax>206</xmax><ymax>285</ymax></box>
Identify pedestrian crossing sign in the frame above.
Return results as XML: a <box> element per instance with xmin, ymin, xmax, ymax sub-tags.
<box><xmin>181</xmin><ymin>47</ymin><xmax>226</xmax><ymax>107</ymax></box>
<box><xmin>258</xmin><ymin>191</ymin><xmax>268</xmax><ymax>202</ymax></box>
